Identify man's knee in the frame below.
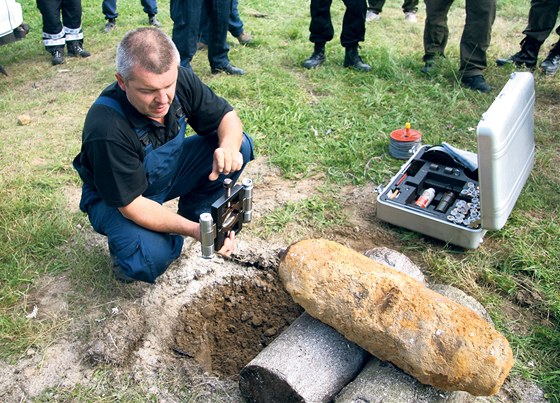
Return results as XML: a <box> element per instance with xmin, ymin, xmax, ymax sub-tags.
<box><xmin>241</xmin><ymin>132</ymin><xmax>255</xmax><ymax>166</ymax></box>
<box><xmin>111</xmin><ymin>233</ymin><xmax>183</xmax><ymax>283</ymax></box>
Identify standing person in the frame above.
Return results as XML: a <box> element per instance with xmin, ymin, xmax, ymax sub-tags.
<box><xmin>303</xmin><ymin>0</ymin><xmax>371</xmax><ymax>72</ymax></box>
<box><xmin>102</xmin><ymin>0</ymin><xmax>162</xmax><ymax>33</ymax></box>
<box><xmin>421</xmin><ymin>0</ymin><xmax>496</xmax><ymax>93</ymax></box>
<box><xmin>36</xmin><ymin>0</ymin><xmax>91</xmax><ymax>65</ymax></box>
<box><xmin>198</xmin><ymin>0</ymin><xmax>252</xmax><ymax>49</ymax></box>
<box><xmin>496</xmin><ymin>0</ymin><xmax>560</xmax><ymax>76</ymax></box>
<box><xmin>366</xmin><ymin>0</ymin><xmax>419</xmax><ymax>23</ymax></box>
<box><xmin>72</xmin><ymin>28</ymin><xmax>254</xmax><ymax>283</ymax></box>
<box><xmin>171</xmin><ymin>0</ymin><xmax>245</xmax><ymax>75</ymax></box>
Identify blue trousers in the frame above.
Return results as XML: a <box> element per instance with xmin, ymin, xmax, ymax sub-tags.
<box><xmin>199</xmin><ymin>0</ymin><xmax>243</xmax><ymax>44</ymax></box>
<box><xmin>171</xmin><ymin>0</ymin><xmax>232</xmax><ymax>69</ymax></box>
<box><xmin>83</xmin><ymin>133</ymin><xmax>254</xmax><ymax>283</ymax></box>
<box><xmin>102</xmin><ymin>0</ymin><xmax>158</xmax><ymax>20</ymax></box>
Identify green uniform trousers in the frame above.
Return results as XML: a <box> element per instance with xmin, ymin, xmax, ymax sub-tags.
<box><xmin>523</xmin><ymin>0</ymin><xmax>560</xmax><ymax>45</ymax></box>
<box><xmin>423</xmin><ymin>0</ymin><xmax>496</xmax><ymax>77</ymax></box>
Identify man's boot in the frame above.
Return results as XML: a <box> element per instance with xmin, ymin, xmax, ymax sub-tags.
<box><xmin>50</xmin><ymin>46</ymin><xmax>65</xmax><ymax>65</ymax></box>
<box><xmin>67</xmin><ymin>41</ymin><xmax>91</xmax><ymax>58</ymax></box>
<box><xmin>343</xmin><ymin>46</ymin><xmax>371</xmax><ymax>72</ymax></box>
<box><xmin>540</xmin><ymin>40</ymin><xmax>560</xmax><ymax>76</ymax></box>
<box><xmin>303</xmin><ymin>43</ymin><xmax>325</xmax><ymax>69</ymax></box>
<box><xmin>496</xmin><ymin>36</ymin><xmax>541</xmax><ymax>68</ymax></box>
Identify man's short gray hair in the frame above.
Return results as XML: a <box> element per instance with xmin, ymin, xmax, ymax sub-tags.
<box><xmin>116</xmin><ymin>28</ymin><xmax>180</xmax><ymax>82</ymax></box>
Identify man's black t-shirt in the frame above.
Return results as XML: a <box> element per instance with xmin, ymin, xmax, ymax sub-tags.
<box><xmin>73</xmin><ymin>66</ymin><xmax>233</xmax><ymax>208</ymax></box>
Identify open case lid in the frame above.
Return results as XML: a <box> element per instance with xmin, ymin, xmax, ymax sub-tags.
<box><xmin>477</xmin><ymin>72</ymin><xmax>535</xmax><ymax>231</ymax></box>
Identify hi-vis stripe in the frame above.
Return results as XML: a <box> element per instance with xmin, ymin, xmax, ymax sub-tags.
<box><xmin>43</xmin><ymin>29</ymin><xmax>65</xmax><ymax>46</ymax></box>
<box><xmin>64</xmin><ymin>26</ymin><xmax>84</xmax><ymax>41</ymax></box>
<box><xmin>42</xmin><ymin>26</ymin><xmax>84</xmax><ymax>46</ymax></box>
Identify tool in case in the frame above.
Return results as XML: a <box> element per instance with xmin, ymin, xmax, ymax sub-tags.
<box><xmin>376</xmin><ymin>72</ymin><xmax>535</xmax><ymax>249</ymax></box>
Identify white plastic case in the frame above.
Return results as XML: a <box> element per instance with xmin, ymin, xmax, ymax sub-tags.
<box><xmin>376</xmin><ymin>72</ymin><xmax>535</xmax><ymax>249</ymax></box>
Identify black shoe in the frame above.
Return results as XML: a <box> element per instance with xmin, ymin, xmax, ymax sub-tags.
<box><xmin>496</xmin><ymin>49</ymin><xmax>538</xmax><ymax>68</ymax></box>
<box><xmin>50</xmin><ymin>48</ymin><xmax>65</xmax><ymax>65</ymax></box>
<box><xmin>109</xmin><ymin>248</ymin><xmax>135</xmax><ymax>283</ymax></box>
<box><xmin>211</xmin><ymin>64</ymin><xmax>245</xmax><ymax>75</ymax></box>
<box><xmin>343</xmin><ymin>46</ymin><xmax>371</xmax><ymax>72</ymax></box>
<box><xmin>421</xmin><ymin>60</ymin><xmax>434</xmax><ymax>74</ymax></box>
<box><xmin>540</xmin><ymin>42</ymin><xmax>560</xmax><ymax>76</ymax></box>
<box><xmin>303</xmin><ymin>43</ymin><xmax>326</xmax><ymax>69</ymax></box>
<box><xmin>496</xmin><ymin>37</ymin><xmax>540</xmax><ymax>68</ymax></box>
<box><xmin>67</xmin><ymin>41</ymin><xmax>91</xmax><ymax>58</ymax></box>
<box><xmin>461</xmin><ymin>75</ymin><xmax>491</xmax><ymax>93</ymax></box>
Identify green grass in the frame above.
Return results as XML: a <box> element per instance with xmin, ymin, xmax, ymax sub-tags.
<box><xmin>1</xmin><ymin>0</ymin><xmax>559</xmax><ymax>400</ymax></box>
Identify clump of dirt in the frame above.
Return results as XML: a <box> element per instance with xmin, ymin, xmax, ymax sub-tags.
<box><xmin>174</xmin><ymin>270</ymin><xmax>303</xmax><ymax>378</ymax></box>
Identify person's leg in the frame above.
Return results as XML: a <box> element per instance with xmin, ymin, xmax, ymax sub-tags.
<box><xmin>459</xmin><ymin>0</ymin><xmax>496</xmax><ymax>78</ymax></box>
<box><xmin>171</xmin><ymin>0</ymin><xmax>202</xmax><ymax>67</ymax></box>
<box><xmin>368</xmin><ymin>0</ymin><xmax>385</xmax><ymax>14</ymax></box>
<box><xmin>37</xmin><ymin>0</ymin><xmax>66</xmax><ymax>64</ymax></box>
<box><xmin>170</xmin><ymin>133</ymin><xmax>255</xmax><ymax>221</ymax></box>
<box><xmin>309</xmin><ymin>0</ymin><xmax>335</xmax><ymax>45</ymax></box>
<box><xmin>207</xmin><ymin>0</ymin><xmax>232</xmax><ymax>70</ymax></box>
<box><xmin>423</xmin><ymin>0</ymin><xmax>453</xmax><ymax>61</ymax></box>
<box><xmin>402</xmin><ymin>0</ymin><xmax>418</xmax><ymax>13</ymax></box>
<box><xmin>541</xmin><ymin>23</ymin><xmax>560</xmax><ymax>75</ymax></box>
<box><xmin>341</xmin><ymin>0</ymin><xmax>370</xmax><ymax>71</ymax></box>
<box><xmin>496</xmin><ymin>0</ymin><xmax>559</xmax><ymax>68</ymax></box>
<box><xmin>340</xmin><ymin>0</ymin><xmax>366</xmax><ymax>48</ymax></box>
<box><xmin>61</xmin><ymin>0</ymin><xmax>90</xmax><ymax>57</ymax></box>
<box><xmin>199</xmin><ymin>3</ymin><xmax>209</xmax><ymax>45</ymax></box>
<box><xmin>523</xmin><ymin>0</ymin><xmax>560</xmax><ymax>43</ymax></box>
<box><xmin>140</xmin><ymin>0</ymin><xmax>161</xmax><ymax>26</ymax></box>
<box><xmin>303</xmin><ymin>0</ymin><xmax>334</xmax><ymax>68</ymax></box>
<box><xmin>101</xmin><ymin>0</ymin><xmax>118</xmax><ymax>20</ymax></box>
<box><xmin>87</xmin><ymin>199</ymin><xmax>184</xmax><ymax>283</ymax></box>
<box><xmin>140</xmin><ymin>0</ymin><xmax>158</xmax><ymax>17</ymax></box>
<box><xmin>228</xmin><ymin>0</ymin><xmax>243</xmax><ymax>37</ymax></box>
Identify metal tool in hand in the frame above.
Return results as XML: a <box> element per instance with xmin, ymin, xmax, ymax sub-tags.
<box><xmin>199</xmin><ymin>177</ymin><xmax>253</xmax><ymax>258</ymax></box>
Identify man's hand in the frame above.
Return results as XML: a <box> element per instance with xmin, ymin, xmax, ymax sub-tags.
<box><xmin>209</xmin><ymin>110</ymin><xmax>244</xmax><ymax>181</ymax></box>
<box><xmin>217</xmin><ymin>231</ymin><xmax>236</xmax><ymax>257</ymax></box>
<box><xmin>208</xmin><ymin>147</ymin><xmax>244</xmax><ymax>181</ymax></box>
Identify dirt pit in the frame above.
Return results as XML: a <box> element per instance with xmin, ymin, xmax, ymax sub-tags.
<box><xmin>173</xmin><ymin>271</ymin><xmax>304</xmax><ymax>379</ymax></box>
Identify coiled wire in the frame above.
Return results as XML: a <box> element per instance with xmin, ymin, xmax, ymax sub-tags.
<box><xmin>389</xmin><ymin>123</ymin><xmax>422</xmax><ymax>160</ymax></box>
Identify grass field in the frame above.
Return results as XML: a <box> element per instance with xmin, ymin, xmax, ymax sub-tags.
<box><xmin>1</xmin><ymin>0</ymin><xmax>559</xmax><ymax>400</ymax></box>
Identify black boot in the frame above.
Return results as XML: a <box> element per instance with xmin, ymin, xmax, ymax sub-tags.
<box><xmin>303</xmin><ymin>43</ymin><xmax>325</xmax><ymax>69</ymax></box>
<box><xmin>67</xmin><ymin>41</ymin><xmax>91</xmax><ymax>58</ymax></box>
<box><xmin>49</xmin><ymin>46</ymin><xmax>65</xmax><ymax>65</ymax></box>
<box><xmin>540</xmin><ymin>41</ymin><xmax>560</xmax><ymax>76</ymax></box>
<box><xmin>496</xmin><ymin>36</ymin><xmax>541</xmax><ymax>68</ymax></box>
<box><xmin>343</xmin><ymin>46</ymin><xmax>371</xmax><ymax>72</ymax></box>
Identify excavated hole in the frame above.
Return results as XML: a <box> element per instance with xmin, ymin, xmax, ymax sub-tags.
<box><xmin>173</xmin><ymin>269</ymin><xmax>304</xmax><ymax>379</ymax></box>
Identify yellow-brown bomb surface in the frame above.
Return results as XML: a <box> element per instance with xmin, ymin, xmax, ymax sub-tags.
<box><xmin>278</xmin><ymin>239</ymin><xmax>514</xmax><ymax>396</ymax></box>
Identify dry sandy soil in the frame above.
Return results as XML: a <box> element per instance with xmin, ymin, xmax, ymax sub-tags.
<box><xmin>0</xmin><ymin>157</ymin><xmax>547</xmax><ymax>402</ymax></box>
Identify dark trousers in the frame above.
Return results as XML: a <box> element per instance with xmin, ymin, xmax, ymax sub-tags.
<box><xmin>101</xmin><ymin>0</ymin><xmax>158</xmax><ymax>20</ymax></box>
<box><xmin>309</xmin><ymin>0</ymin><xmax>366</xmax><ymax>48</ymax></box>
<box><xmin>423</xmin><ymin>0</ymin><xmax>496</xmax><ymax>77</ymax></box>
<box><xmin>199</xmin><ymin>0</ymin><xmax>244</xmax><ymax>43</ymax></box>
<box><xmin>36</xmin><ymin>0</ymin><xmax>83</xmax><ymax>50</ymax></box>
<box><xmin>171</xmin><ymin>0</ymin><xmax>232</xmax><ymax>69</ymax></box>
<box><xmin>523</xmin><ymin>0</ymin><xmax>560</xmax><ymax>44</ymax></box>
<box><xmin>367</xmin><ymin>0</ymin><xmax>418</xmax><ymax>14</ymax></box>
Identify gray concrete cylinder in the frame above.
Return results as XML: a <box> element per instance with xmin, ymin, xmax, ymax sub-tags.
<box><xmin>238</xmin><ymin>312</ymin><xmax>369</xmax><ymax>403</ymax></box>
